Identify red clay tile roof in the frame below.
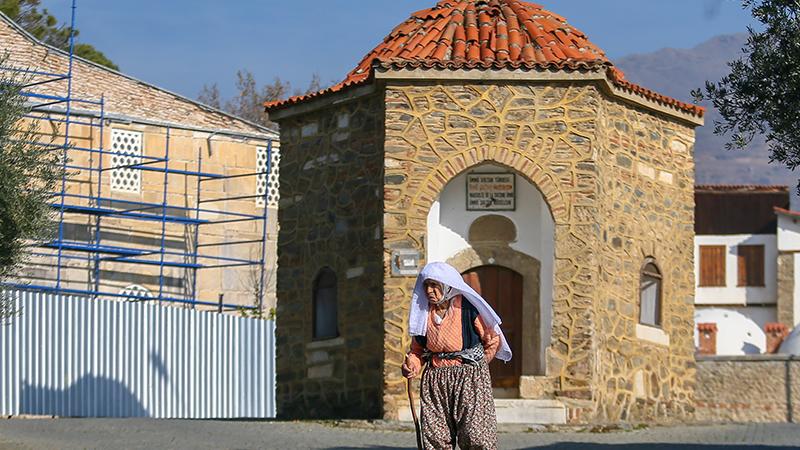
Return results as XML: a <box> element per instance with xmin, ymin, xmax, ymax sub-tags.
<box><xmin>606</xmin><ymin>67</ymin><xmax>704</xmax><ymax>117</ymax></box>
<box><xmin>696</xmin><ymin>184</ymin><xmax>790</xmax><ymax>193</ymax></box>
<box><xmin>265</xmin><ymin>0</ymin><xmax>705</xmax><ymax>118</ymax></box>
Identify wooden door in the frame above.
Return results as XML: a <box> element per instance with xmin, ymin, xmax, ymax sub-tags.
<box><xmin>462</xmin><ymin>266</ymin><xmax>523</xmax><ymax>389</ymax></box>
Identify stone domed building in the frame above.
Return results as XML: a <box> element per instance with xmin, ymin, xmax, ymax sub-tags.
<box><xmin>266</xmin><ymin>0</ymin><xmax>704</xmax><ymax>424</ymax></box>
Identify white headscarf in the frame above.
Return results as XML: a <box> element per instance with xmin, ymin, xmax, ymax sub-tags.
<box><xmin>408</xmin><ymin>261</ymin><xmax>512</xmax><ymax>362</ymax></box>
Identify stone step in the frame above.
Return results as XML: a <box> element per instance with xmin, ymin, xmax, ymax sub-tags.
<box><xmin>398</xmin><ymin>399</ymin><xmax>567</xmax><ymax>425</ymax></box>
<box><xmin>494</xmin><ymin>399</ymin><xmax>567</xmax><ymax>424</ymax></box>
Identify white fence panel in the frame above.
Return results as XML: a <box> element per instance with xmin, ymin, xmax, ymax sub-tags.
<box><xmin>0</xmin><ymin>290</ymin><xmax>275</xmax><ymax>418</ymax></box>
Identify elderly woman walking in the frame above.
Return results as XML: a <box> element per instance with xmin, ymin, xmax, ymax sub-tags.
<box><xmin>402</xmin><ymin>262</ymin><xmax>512</xmax><ymax>450</ymax></box>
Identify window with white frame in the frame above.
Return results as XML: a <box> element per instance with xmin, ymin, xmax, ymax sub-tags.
<box><xmin>256</xmin><ymin>144</ymin><xmax>280</xmax><ymax>208</ymax></box>
<box><xmin>110</xmin><ymin>129</ymin><xmax>143</xmax><ymax>193</ymax></box>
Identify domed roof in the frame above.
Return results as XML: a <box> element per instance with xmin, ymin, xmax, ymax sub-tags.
<box><xmin>695</xmin><ymin>308</ymin><xmax>766</xmax><ymax>356</ymax></box>
<box><xmin>266</xmin><ymin>0</ymin><xmax>704</xmax><ymax>118</ymax></box>
<box><xmin>345</xmin><ymin>0</ymin><xmax>607</xmax><ymax>80</ymax></box>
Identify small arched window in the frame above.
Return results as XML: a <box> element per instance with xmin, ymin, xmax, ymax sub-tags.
<box><xmin>639</xmin><ymin>260</ymin><xmax>662</xmax><ymax>327</ymax></box>
<box><xmin>313</xmin><ymin>268</ymin><xmax>339</xmax><ymax>340</ymax></box>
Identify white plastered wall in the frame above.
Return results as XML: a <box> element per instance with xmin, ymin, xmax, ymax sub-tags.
<box><xmin>695</xmin><ymin>306</ymin><xmax>777</xmax><ymax>333</ymax></box>
<box><xmin>777</xmin><ymin>214</ymin><xmax>800</xmax><ymax>252</ymax></box>
<box><xmin>426</xmin><ymin>164</ymin><xmax>555</xmax><ymax>366</ymax></box>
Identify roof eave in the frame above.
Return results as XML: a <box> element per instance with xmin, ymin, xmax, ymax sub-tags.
<box><xmin>373</xmin><ymin>64</ymin><xmax>705</xmax><ymax>127</ymax></box>
<box><xmin>266</xmin><ymin>63</ymin><xmax>706</xmax><ymax>127</ymax></box>
<box><xmin>697</xmin><ymin>185</ymin><xmax>790</xmax><ymax>193</ymax></box>
<box><xmin>0</xmin><ymin>11</ymin><xmax>277</xmax><ymax>137</ymax></box>
<box><xmin>266</xmin><ymin>81</ymin><xmax>378</xmax><ymax>122</ymax></box>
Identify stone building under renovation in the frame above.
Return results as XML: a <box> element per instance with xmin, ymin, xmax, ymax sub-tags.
<box><xmin>267</xmin><ymin>0</ymin><xmax>704</xmax><ymax>423</ymax></box>
<box><xmin>0</xmin><ymin>11</ymin><xmax>279</xmax><ymax>312</ymax></box>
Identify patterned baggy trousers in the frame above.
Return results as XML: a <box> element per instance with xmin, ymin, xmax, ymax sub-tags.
<box><xmin>419</xmin><ymin>359</ymin><xmax>497</xmax><ymax>449</ymax></box>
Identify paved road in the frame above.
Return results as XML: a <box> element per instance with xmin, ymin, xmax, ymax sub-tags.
<box><xmin>0</xmin><ymin>420</ymin><xmax>799</xmax><ymax>449</ymax></box>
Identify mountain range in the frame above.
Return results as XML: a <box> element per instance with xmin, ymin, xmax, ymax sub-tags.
<box><xmin>615</xmin><ymin>33</ymin><xmax>797</xmax><ymax>192</ymax></box>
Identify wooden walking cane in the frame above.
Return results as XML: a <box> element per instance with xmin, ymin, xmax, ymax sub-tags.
<box><xmin>407</xmin><ymin>377</ymin><xmax>423</xmax><ymax>450</ymax></box>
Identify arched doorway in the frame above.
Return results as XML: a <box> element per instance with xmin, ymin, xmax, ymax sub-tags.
<box><xmin>428</xmin><ymin>163</ymin><xmax>555</xmax><ymax>380</ymax></box>
<box><xmin>462</xmin><ymin>265</ymin><xmax>523</xmax><ymax>390</ymax></box>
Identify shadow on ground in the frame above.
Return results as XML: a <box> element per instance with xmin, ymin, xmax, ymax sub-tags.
<box><xmin>325</xmin><ymin>447</ymin><xmax>415</xmax><ymax>450</ymax></box>
<box><xmin>324</xmin><ymin>446</ymin><xmax>799</xmax><ymax>450</ymax></box>
<box><xmin>515</xmin><ymin>445</ymin><xmax>800</xmax><ymax>450</ymax></box>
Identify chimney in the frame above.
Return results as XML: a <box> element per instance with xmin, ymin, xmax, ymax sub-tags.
<box><xmin>697</xmin><ymin>323</ymin><xmax>718</xmax><ymax>356</ymax></box>
<box><xmin>765</xmin><ymin>323</ymin><xmax>789</xmax><ymax>354</ymax></box>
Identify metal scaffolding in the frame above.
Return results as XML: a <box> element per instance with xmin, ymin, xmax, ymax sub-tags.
<box><xmin>1</xmin><ymin>0</ymin><xmax>272</xmax><ymax>311</ymax></box>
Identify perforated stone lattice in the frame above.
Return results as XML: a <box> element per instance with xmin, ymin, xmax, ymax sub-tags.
<box><xmin>118</xmin><ymin>284</ymin><xmax>154</xmax><ymax>301</ymax></box>
<box><xmin>110</xmin><ymin>129</ymin><xmax>143</xmax><ymax>193</ymax></box>
<box><xmin>257</xmin><ymin>145</ymin><xmax>280</xmax><ymax>208</ymax></box>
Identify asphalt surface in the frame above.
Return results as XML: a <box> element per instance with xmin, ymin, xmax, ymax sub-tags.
<box><xmin>0</xmin><ymin>420</ymin><xmax>799</xmax><ymax>449</ymax></box>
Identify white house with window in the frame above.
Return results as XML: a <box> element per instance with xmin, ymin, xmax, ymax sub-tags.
<box><xmin>693</xmin><ymin>185</ymin><xmax>793</xmax><ymax>355</ymax></box>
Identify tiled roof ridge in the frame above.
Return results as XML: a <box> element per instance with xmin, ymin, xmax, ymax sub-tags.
<box><xmin>696</xmin><ymin>184</ymin><xmax>790</xmax><ymax>192</ymax></box>
<box><xmin>265</xmin><ymin>0</ymin><xmax>706</xmax><ymax>118</ymax></box>
<box><xmin>374</xmin><ymin>57</ymin><xmax>608</xmax><ymax>71</ymax></box>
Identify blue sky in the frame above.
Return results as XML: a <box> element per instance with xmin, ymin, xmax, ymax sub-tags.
<box><xmin>40</xmin><ymin>0</ymin><xmax>755</xmax><ymax>101</ymax></box>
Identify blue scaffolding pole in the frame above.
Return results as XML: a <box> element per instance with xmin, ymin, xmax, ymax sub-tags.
<box><xmin>157</xmin><ymin>128</ymin><xmax>171</xmax><ymax>306</ymax></box>
<box><xmin>190</xmin><ymin>142</ymin><xmax>204</xmax><ymax>309</ymax></box>
<box><xmin>92</xmin><ymin>95</ymin><xmax>106</xmax><ymax>295</ymax></box>
<box><xmin>53</xmin><ymin>0</ymin><xmax>78</xmax><ymax>291</ymax></box>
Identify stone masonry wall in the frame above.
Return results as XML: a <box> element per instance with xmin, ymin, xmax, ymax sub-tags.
<box><xmin>777</xmin><ymin>252</ymin><xmax>795</xmax><ymax>328</ymax></box>
<box><xmin>18</xmin><ymin>117</ymin><xmax>277</xmax><ymax>311</ymax></box>
<box><xmin>382</xmin><ymin>81</ymin><xmax>603</xmax><ymax>419</ymax></box>
<box><xmin>696</xmin><ymin>356</ymin><xmax>800</xmax><ymax>423</ymax></box>
<box><xmin>275</xmin><ymin>94</ymin><xmax>386</xmax><ymax>419</ymax></box>
<box><xmin>0</xmin><ymin>16</ymin><xmax>266</xmax><ymax>134</ymax></box>
<box><xmin>594</xmin><ymin>98</ymin><xmax>697</xmax><ymax>423</ymax></box>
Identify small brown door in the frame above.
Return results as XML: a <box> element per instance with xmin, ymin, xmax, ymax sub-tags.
<box><xmin>462</xmin><ymin>265</ymin><xmax>523</xmax><ymax>389</ymax></box>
